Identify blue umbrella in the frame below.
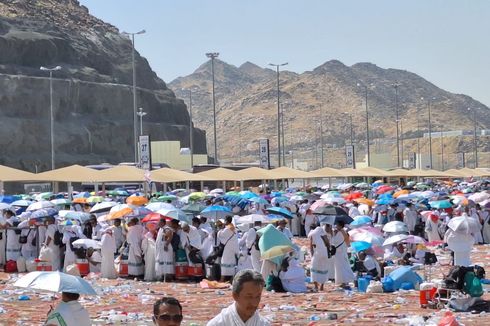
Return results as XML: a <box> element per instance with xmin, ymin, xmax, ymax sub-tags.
<box><xmin>350</xmin><ymin>216</ymin><xmax>373</xmax><ymax>227</ymax></box>
<box><xmin>350</xmin><ymin>241</ymin><xmax>372</xmax><ymax>252</ymax></box>
<box><xmin>266</xmin><ymin>206</ymin><xmax>294</xmax><ymax>219</ymax></box>
<box><xmin>240</xmin><ymin>191</ymin><xmax>259</xmax><ymax>199</ymax></box>
<box><xmin>200</xmin><ymin>205</ymin><xmax>233</xmax><ymax>220</ymax></box>
<box><xmin>249</xmin><ymin>197</ymin><xmax>269</xmax><ymax>205</ymax></box>
<box><xmin>31</xmin><ymin>208</ymin><xmax>58</xmax><ymax>219</ymax></box>
<box><xmin>0</xmin><ymin>195</ymin><xmax>22</xmax><ymax>204</ymax></box>
<box><xmin>11</xmin><ymin>200</ymin><xmax>33</xmax><ymax>207</ymax></box>
<box><xmin>376</xmin><ymin>197</ymin><xmax>394</xmax><ymax>205</ymax></box>
<box><xmin>273</xmin><ymin>196</ymin><xmax>289</xmax><ymax>203</ymax></box>
<box><xmin>429</xmin><ymin>200</ymin><xmax>452</xmax><ymax>209</ymax></box>
<box><xmin>73</xmin><ymin>192</ymin><xmax>90</xmax><ymax>198</ymax></box>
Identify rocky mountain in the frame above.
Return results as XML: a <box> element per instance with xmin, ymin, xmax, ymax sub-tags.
<box><xmin>0</xmin><ymin>0</ymin><xmax>206</xmax><ymax>172</ymax></box>
<box><xmin>170</xmin><ymin>58</ymin><xmax>490</xmax><ymax>169</ymax></box>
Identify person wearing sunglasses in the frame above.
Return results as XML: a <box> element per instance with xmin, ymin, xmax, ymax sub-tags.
<box><xmin>153</xmin><ymin>297</ymin><xmax>183</xmax><ymax>326</ymax></box>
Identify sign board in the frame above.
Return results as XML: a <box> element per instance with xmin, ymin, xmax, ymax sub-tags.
<box><xmin>345</xmin><ymin>145</ymin><xmax>355</xmax><ymax>168</ymax></box>
<box><xmin>258</xmin><ymin>138</ymin><xmax>270</xmax><ymax>169</ymax></box>
<box><xmin>408</xmin><ymin>152</ymin><xmax>416</xmax><ymax>169</ymax></box>
<box><xmin>457</xmin><ymin>152</ymin><xmax>465</xmax><ymax>168</ymax></box>
<box><xmin>139</xmin><ymin>135</ymin><xmax>152</xmax><ymax>170</ymax></box>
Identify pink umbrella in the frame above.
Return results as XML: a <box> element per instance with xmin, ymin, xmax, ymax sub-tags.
<box><xmin>403</xmin><ymin>235</ymin><xmax>426</xmax><ymax>244</ymax></box>
<box><xmin>350</xmin><ymin>225</ymin><xmax>383</xmax><ymax>236</ymax></box>
<box><xmin>310</xmin><ymin>200</ymin><xmax>329</xmax><ymax>211</ymax></box>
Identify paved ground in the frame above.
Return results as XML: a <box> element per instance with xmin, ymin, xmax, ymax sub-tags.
<box><xmin>0</xmin><ymin>243</ymin><xmax>489</xmax><ymax>325</ymax></box>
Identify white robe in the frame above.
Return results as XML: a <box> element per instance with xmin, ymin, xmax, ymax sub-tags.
<box><xmin>469</xmin><ymin>212</ymin><xmax>483</xmax><ymax>244</ymax></box>
<box><xmin>445</xmin><ymin>229</ymin><xmax>474</xmax><ymax>267</ymax></box>
<box><xmin>6</xmin><ymin>217</ymin><xmax>21</xmax><ymax>261</ymax></box>
<box><xmin>112</xmin><ymin>226</ymin><xmax>125</xmax><ymax>252</ymax></box>
<box><xmin>127</xmin><ymin>225</ymin><xmax>145</xmax><ymax>276</ymax></box>
<box><xmin>425</xmin><ymin>218</ymin><xmax>442</xmax><ymax>242</ymax></box>
<box><xmin>45</xmin><ymin>300</ymin><xmax>91</xmax><ymax>326</ymax></box>
<box><xmin>142</xmin><ymin>233</ymin><xmax>156</xmax><ymax>281</ymax></box>
<box><xmin>332</xmin><ymin>230</ymin><xmax>355</xmax><ymax>285</ymax></box>
<box><xmin>280</xmin><ymin>258</ymin><xmax>307</xmax><ymax>293</ymax></box>
<box><xmin>19</xmin><ymin>221</ymin><xmax>37</xmax><ymax>260</ymax></box>
<box><xmin>219</xmin><ymin>227</ymin><xmax>239</xmax><ymax>276</ymax></box>
<box><xmin>62</xmin><ymin>229</ymin><xmax>79</xmax><ymax>271</ymax></box>
<box><xmin>155</xmin><ymin>227</ymin><xmax>174</xmax><ymax>278</ymax></box>
<box><xmin>309</xmin><ymin>227</ymin><xmax>332</xmax><ymax>283</ymax></box>
<box><xmin>100</xmin><ymin>233</ymin><xmax>117</xmax><ymax>279</ymax></box>
<box><xmin>481</xmin><ymin>211</ymin><xmax>490</xmax><ymax>244</ymax></box>
<box><xmin>207</xmin><ymin>302</ymin><xmax>270</xmax><ymax>326</ymax></box>
<box><xmin>245</xmin><ymin>227</ymin><xmax>261</xmax><ymax>273</ymax></box>
<box><xmin>44</xmin><ymin>224</ymin><xmax>61</xmax><ymax>271</ymax></box>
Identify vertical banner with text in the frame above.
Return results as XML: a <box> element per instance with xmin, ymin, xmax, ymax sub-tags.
<box><xmin>139</xmin><ymin>135</ymin><xmax>152</xmax><ymax>170</ymax></box>
<box><xmin>259</xmin><ymin>138</ymin><xmax>270</xmax><ymax>169</ymax></box>
<box><xmin>345</xmin><ymin>145</ymin><xmax>355</xmax><ymax>168</ymax></box>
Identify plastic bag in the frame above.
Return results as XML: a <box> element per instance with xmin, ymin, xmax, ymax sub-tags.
<box><xmin>437</xmin><ymin>312</ymin><xmax>460</xmax><ymax>326</ymax></box>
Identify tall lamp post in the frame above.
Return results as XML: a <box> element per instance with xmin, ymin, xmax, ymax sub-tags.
<box><xmin>357</xmin><ymin>83</ymin><xmax>371</xmax><ymax>166</ymax></box>
<box><xmin>319</xmin><ymin>104</ymin><xmax>324</xmax><ymax>168</ymax></box>
<box><xmin>392</xmin><ymin>83</ymin><xmax>400</xmax><ymax>167</ymax></box>
<box><xmin>40</xmin><ymin>65</ymin><xmax>62</xmax><ymax>170</ymax></box>
<box><xmin>396</xmin><ymin>118</ymin><xmax>404</xmax><ymax>167</ymax></box>
<box><xmin>440</xmin><ymin>124</ymin><xmax>444</xmax><ymax>171</ymax></box>
<box><xmin>122</xmin><ymin>29</ymin><xmax>146</xmax><ymax>164</ymax></box>
<box><xmin>185</xmin><ymin>89</ymin><xmax>194</xmax><ymax>168</ymax></box>
<box><xmin>344</xmin><ymin>111</ymin><xmax>354</xmax><ymax>145</ymax></box>
<box><xmin>137</xmin><ymin>107</ymin><xmax>147</xmax><ymax>136</ymax></box>
<box><xmin>269</xmin><ymin>62</ymin><xmax>288</xmax><ymax>167</ymax></box>
<box><xmin>206</xmin><ymin>52</ymin><xmax>219</xmax><ymax>164</ymax></box>
<box><xmin>468</xmin><ymin>107</ymin><xmax>478</xmax><ymax>168</ymax></box>
<box><xmin>281</xmin><ymin>103</ymin><xmax>286</xmax><ymax>166</ymax></box>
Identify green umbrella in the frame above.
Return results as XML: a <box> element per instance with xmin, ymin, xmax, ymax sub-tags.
<box><xmin>226</xmin><ymin>191</ymin><xmax>240</xmax><ymax>196</ymax></box>
<box><xmin>151</xmin><ymin>195</ymin><xmax>178</xmax><ymax>202</ymax></box>
<box><xmin>189</xmin><ymin>192</ymin><xmax>206</xmax><ymax>201</ymax></box>
<box><xmin>258</xmin><ymin>224</ymin><xmax>294</xmax><ymax>264</ymax></box>
<box><xmin>182</xmin><ymin>202</ymin><xmax>206</xmax><ymax>213</ymax></box>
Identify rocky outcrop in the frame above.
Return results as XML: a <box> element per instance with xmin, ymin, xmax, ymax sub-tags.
<box><xmin>0</xmin><ymin>0</ymin><xmax>206</xmax><ymax>171</ymax></box>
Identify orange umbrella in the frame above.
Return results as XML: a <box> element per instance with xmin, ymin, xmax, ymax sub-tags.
<box><xmin>141</xmin><ymin>212</ymin><xmax>169</xmax><ymax>223</ymax></box>
<box><xmin>73</xmin><ymin>197</ymin><xmax>87</xmax><ymax>204</ymax></box>
<box><xmin>393</xmin><ymin>190</ymin><xmax>409</xmax><ymax>198</ymax></box>
<box><xmin>355</xmin><ymin>198</ymin><xmax>375</xmax><ymax>206</ymax></box>
<box><xmin>106</xmin><ymin>207</ymin><xmax>133</xmax><ymax>220</ymax></box>
<box><xmin>126</xmin><ymin>196</ymin><xmax>148</xmax><ymax>206</ymax></box>
<box><xmin>345</xmin><ymin>192</ymin><xmax>363</xmax><ymax>201</ymax></box>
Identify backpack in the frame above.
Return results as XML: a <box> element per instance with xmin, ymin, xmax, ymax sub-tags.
<box><xmin>266</xmin><ymin>272</ymin><xmax>285</xmax><ymax>292</ymax></box>
<box><xmin>53</xmin><ymin>230</ymin><xmax>63</xmax><ymax>246</ymax></box>
<box><xmin>463</xmin><ymin>272</ymin><xmax>483</xmax><ymax>297</ymax></box>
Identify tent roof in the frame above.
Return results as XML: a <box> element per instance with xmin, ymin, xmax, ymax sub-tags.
<box><xmin>234</xmin><ymin>167</ymin><xmax>273</xmax><ymax>181</ymax></box>
<box><xmin>0</xmin><ymin>165</ymin><xmax>37</xmax><ymax>182</ymax></box>
<box><xmin>385</xmin><ymin>169</ymin><xmax>417</xmax><ymax>177</ymax></box>
<box><xmin>337</xmin><ymin>168</ymin><xmax>367</xmax><ymax>177</ymax></box>
<box><xmin>195</xmin><ymin>168</ymin><xmax>241</xmax><ymax>181</ymax></box>
<box><xmin>409</xmin><ymin>169</ymin><xmax>451</xmax><ymax>177</ymax></box>
<box><xmin>268</xmin><ymin>167</ymin><xmax>318</xmax><ymax>179</ymax></box>
<box><xmin>356</xmin><ymin>167</ymin><xmax>390</xmax><ymax>177</ymax></box>
<box><xmin>310</xmin><ymin>167</ymin><xmax>345</xmax><ymax>178</ymax></box>
<box><xmin>458</xmin><ymin>168</ymin><xmax>488</xmax><ymax>177</ymax></box>
<box><xmin>32</xmin><ymin>165</ymin><xmax>99</xmax><ymax>182</ymax></box>
<box><xmin>151</xmin><ymin>168</ymin><xmax>212</xmax><ymax>182</ymax></box>
<box><xmin>94</xmin><ymin>166</ymin><xmax>145</xmax><ymax>182</ymax></box>
<box><xmin>474</xmin><ymin>168</ymin><xmax>490</xmax><ymax>177</ymax></box>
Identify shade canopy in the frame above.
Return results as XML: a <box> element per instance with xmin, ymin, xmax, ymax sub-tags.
<box><xmin>152</xmin><ymin>167</ymin><xmax>212</xmax><ymax>182</ymax></box>
<box><xmin>33</xmin><ymin>165</ymin><xmax>99</xmax><ymax>182</ymax></box>
<box><xmin>268</xmin><ymin>167</ymin><xmax>318</xmax><ymax>179</ymax></box>
<box><xmin>311</xmin><ymin>167</ymin><xmax>345</xmax><ymax>178</ymax></box>
<box><xmin>94</xmin><ymin>166</ymin><xmax>145</xmax><ymax>182</ymax></box>
<box><xmin>195</xmin><ymin>168</ymin><xmax>241</xmax><ymax>181</ymax></box>
<box><xmin>234</xmin><ymin>167</ymin><xmax>274</xmax><ymax>181</ymax></box>
<box><xmin>0</xmin><ymin>165</ymin><xmax>36</xmax><ymax>182</ymax></box>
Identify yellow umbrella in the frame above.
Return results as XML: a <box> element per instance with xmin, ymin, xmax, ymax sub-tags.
<box><xmin>106</xmin><ymin>207</ymin><xmax>133</xmax><ymax>221</ymax></box>
<box><xmin>86</xmin><ymin>196</ymin><xmax>104</xmax><ymax>203</ymax></box>
<box><xmin>393</xmin><ymin>190</ymin><xmax>409</xmax><ymax>198</ymax></box>
<box><xmin>355</xmin><ymin>198</ymin><xmax>375</xmax><ymax>206</ymax></box>
<box><xmin>261</xmin><ymin>245</ymin><xmax>295</xmax><ymax>260</ymax></box>
<box><xmin>126</xmin><ymin>196</ymin><xmax>148</xmax><ymax>206</ymax></box>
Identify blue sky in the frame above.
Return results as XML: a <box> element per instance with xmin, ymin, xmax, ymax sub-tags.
<box><xmin>79</xmin><ymin>0</ymin><xmax>489</xmax><ymax>106</ymax></box>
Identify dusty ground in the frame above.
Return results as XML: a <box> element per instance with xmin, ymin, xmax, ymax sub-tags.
<box><xmin>0</xmin><ymin>243</ymin><xmax>489</xmax><ymax>325</ymax></box>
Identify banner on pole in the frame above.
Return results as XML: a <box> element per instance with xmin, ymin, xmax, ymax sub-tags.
<box><xmin>259</xmin><ymin>138</ymin><xmax>270</xmax><ymax>169</ymax></box>
<box><xmin>345</xmin><ymin>145</ymin><xmax>355</xmax><ymax>168</ymax></box>
<box><xmin>139</xmin><ymin>135</ymin><xmax>152</xmax><ymax>170</ymax></box>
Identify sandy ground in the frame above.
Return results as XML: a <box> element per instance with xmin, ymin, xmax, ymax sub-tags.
<box><xmin>0</xmin><ymin>242</ymin><xmax>489</xmax><ymax>325</ymax></box>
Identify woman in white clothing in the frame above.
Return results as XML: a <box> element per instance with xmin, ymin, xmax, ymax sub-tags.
<box><xmin>141</xmin><ymin>224</ymin><xmax>157</xmax><ymax>281</ymax></box>
<box><xmin>155</xmin><ymin>221</ymin><xmax>175</xmax><ymax>281</ymax></box>
<box><xmin>100</xmin><ymin>228</ymin><xmax>117</xmax><ymax>279</ymax></box>
<box><xmin>425</xmin><ymin>214</ymin><xmax>442</xmax><ymax>242</ymax></box>
<box><xmin>331</xmin><ymin>221</ymin><xmax>355</xmax><ymax>288</ymax></box>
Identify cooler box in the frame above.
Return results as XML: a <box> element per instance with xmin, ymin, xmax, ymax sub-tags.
<box><xmin>188</xmin><ymin>263</ymin><xmax>203</xmax><ymax>278</ymax></box>
<box><xmin>118</xmin><ymin>258</ymin><xmax>128</xmax><ymax>277</ymax></box>
<box><xmin>35</xmin><ymin>259</ymin><xmax>53</xmax><ymax>271</ymax></box>
<box><xmin>175</xmin><ymin>249</ymin><xmax>188</xmax><ymax>280</ymax></box>
<box><xmin>419</xmin><ymin>282</ymin><xmax>437</xmax><ymax>306</ymax></box>
<box><xmin>75</xmin><ymin>258</ymin><xmax>89</xmax><ymax>276</ymax></box>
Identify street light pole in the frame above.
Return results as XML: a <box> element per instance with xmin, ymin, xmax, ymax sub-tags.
<box><xmin>393</xmin><ymin>83</ymin><xmax>400</xmax><ymax>167</ymax></box>
<box><xmin>188</xmin><ymin>89</ymin><xmax>194</xmax><ymax>169</ymax></box>
<box><xmin>344</xmin><ymin>111</ymin><xmax>354</xmax><ymax>145</ymax></box>
<box><xmin>137</xmin><ymin>108</ymin><xmax>147</xmax><ymax>136</ymax></box>
<box><xmin>468</xmin><ymin>108</ymin><xmax>478</xmax><ymax>168</ymax></box>
<box><xmin>319</xmin><ymin>104</ymin><xmax>324</xmax><ymax>168</ymax></box>
<box><xmin>440</xmin><ymin>125</ymin><xmax>444</xmax><ymax>171</ymax></box>
<box><xmin>281</xmin><ymin>103</ymin><xmax>286</xmax><ymax>166</ymax></box>
<box><xmin>40</xmin><ymin>65</ymin><xmax>62</xmax><ymax>170</ymax></box>
<box><xmin>122</xmin><ymin>29</ymin><xmax>146</xmax><ymax>164</ymax></box>
<box><xmin>428</xmin><ymin>98</ymin><xmax>433</xmax><ymax>169</ymax></box>
<box><xmin>206</xmin><ymin>52</ymin><xmax>219</xmax><ymax>164</ymax></box>
<box><xmin>269</xmin><ymin>62</ymin><xmax>288</xmax><ymax>167</ymax></box>
<box><xmin>416</xmin><ymin>106</ymin><xmax>420</xmax><ymax>169</ymax></box>
<box><xmin>357</xmin><ymin>83</ymin><xmax>371</xmax><ymax>166</ymax></box>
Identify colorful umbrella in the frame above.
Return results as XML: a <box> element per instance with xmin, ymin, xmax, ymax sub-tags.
<box><xmin>189</xmin><ymin>192</ymin><xmax>207</xmax><ymax>201</ymax></box>
<box><xmin>350</xmin><ymin>232</ymin><xmax>384</xmax><ymax>246</ymax></box>
<box><xmin>240</xmin><ymin>191</ymin><xmax>259</xmax><ymax>199</ymax></box>
<box><xmin>393</xmin><ymin>190</ymin><xmax>409</xmax><ymax>198</ymax></box>
<box><xmin>152</xmin><ymin>195</ymin><xmax>178</xmax><ymax>202</ymax></box>
<box><xmin>156</xmin><ymin>208</ymin><xmax>190</xmax><ymax>222</ymax></box>
<box><xmin>355</xmin><ymin>198</ymin><xmax>375</xmax><ymax>206</ymax></box>
<box><xmin>258</xmin><ymin>224</ymin><xmax>293</xmax><ymax>261</ymax></box>
<box><xmin>382</xmin><ymin>234</ymin><xmax>409</xmax><ymax>246</ymax></box>
<box><xmin>89</xmin><ymin>201</ymin><xmax>117</xmax><ymax>214</ymax></box>
<box><xmin>249</xmin><ymin>197</ymin><xmax>269</xmax><ymax>205</ymax></box>
<box><xmin>141</xmin><ymin>212</ymin><xmax>165</xmax><ymax>223</ymax></box>
<box><xmin>383</xmin><ymin>221</ymin><xmax>409</xmax><ymax>233</ymax></box>
<box><xmin>72</xmin><ymin>197</ymin><xmax>87</xmax><ymax>204</ymax></box>
<box><xmin>50</xmin><ymin>198</ymin><xmax>72</xmax><ymax>206</ymax></box>
<box><xmin>11</xmin><ymin>200</ymin><xmax>33</xmax><ymax>207</ymax></box>
<box><xmin>351</xmin><ymin>241</ymin><xmax>372</xmax><ymax>252</ymax></box>
<box><xmin>200</xmin><ymin>205</ymin><xmax>232</xmax><ymax>220</ymax></box>
<box><xmin>349</xmin><ymin>216</ymin><xmax>372</xmax><ymax>227</ymax></box>
<box><xmin>86</xmin><ymin>196</ymin><xmax>104</xmax><ymax>204</ymax></box>
<box><xmin>126</xmin><ymin>196</ymin><xmax>148</xmax><ymax>206</ymax></box>
<box><xmin>429</xmin><ymin>200</ymin><xmax>452</xmax><ymax>209</ymax></box>
<box><xmin>376</xmin><ymin>186</ymin><xmax>394</xmax><ymax>194</ymax></box>
<box><xmin>345</xmin><ymin>192</ymin><xmax>363</xmax><ymax>201</ymax></box>
<box><xmin>14</xmin><ymin>271</ymin><xmax>96</xmax><ymax>295</ymax></box>
<box><xmin>26</xmin><ymin>201</ymin><xmax>55</xmax><ymax>212</ymax></box>
<box><xmin>59</xmin><ymin>211</ymin><xmax>91</xmax><ymax>223</ymax></box>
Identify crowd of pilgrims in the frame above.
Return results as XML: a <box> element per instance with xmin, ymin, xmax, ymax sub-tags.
<box><xmin>1</xmin><ymin>182</ymin><xmax>489</xmax><ymax>293</ymax></box>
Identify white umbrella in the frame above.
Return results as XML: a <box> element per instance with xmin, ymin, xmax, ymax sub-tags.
<box><xmin>146</xmin><ymin>202</ymin><xmax>175</xmax><ymax>212</ymax></box>
<box><xmin>468</xmin><ymin>192</ymin><xmax>490</xmax><ymax>204</ymax></box>
<box><xmin>109</xmin><ymin>203</ymin><xmax>131</xmax><ymax>213</ymax></box>
<box><xmin>90</xmin><ymin>201</ymin><xmax>117</xmax><ymax>214</ymax></box>
<box><xmin>72</xmin><ymin>239</ymin><xmax>101</xmax><ymax>249</ymax></box>
<box><xmin>26</xmin><ymin>201</ymin><xmax>55</xmax><ymax>211</ymax></box>
<box><xmin>0</xmin><ymin>203</ymin><xmax>12</xmax><ymax>211</ymax></box>
<box><xmin>350</xmin><ymin>232</ymin><xmax>384</xmax><ymax>246</ymax></box>
<box><xmin>210</xmin><ymin>188</ymin><xmax>224</xmax><ymax>195</ymax></box>
<box><xmin>323</xmin><ymin>197</ymin><xmax>346</xmax><ymax>205</ymax></box>
<box><xmin>11</xmin><ymin>200</ymin><xmax>33</xmax><ymax>207</ymax></box>
<box><xmin>156</xmin><ymin>208</ymin><xmax>189</xmax><ymax>222</ymax></box>
<box><xmin>14</xmin><ymin>271</ymin><xmax>96</xmax><ymax>295</ymax></box>
<box><xmin>289</xmin><ymin>195</ymin><xmax>304</xmax><ymax>202</ymax></box>
<box><xmin>383</xmin><ymin>221</ymin><xmax>409</xmax><ymax>233</ymax></box>
<box><xmin>383</xmin><ymin>234</ymin><xmax>409</xmax><ymax>246</ymax></box>
<box><xmin>448</xmin><ymin>215</ymin><xmax>470</xmax><ymax>234</ymax></box>
<box><xmin>58</xmin><ymin>211</ymin><xmax>91</xmax><ymax>223</ymax></box>
<box><xmin>235</xmin><ymin>214</ymin><xmax>270</xmax><ymax>224</ymax></box>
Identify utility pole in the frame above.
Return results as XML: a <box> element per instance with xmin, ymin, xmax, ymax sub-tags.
<box><xmin>269</xmin><ymin>62</ymin><xmax>288</xmax><ymax>167</ymax></box>
<box><xmin>393</xmin><ymin>83</ymin><xmax>400</xmax><ymax>167</ymax></box>
<box><xmin>319</xmin><ymin>104</ymin><xmax>324</xmax><ymax>168</ymax></box>
<box><xmin>206</xmin><ymin>52</ymin><xmax>219</xmax><ymax>164</ymax></box>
